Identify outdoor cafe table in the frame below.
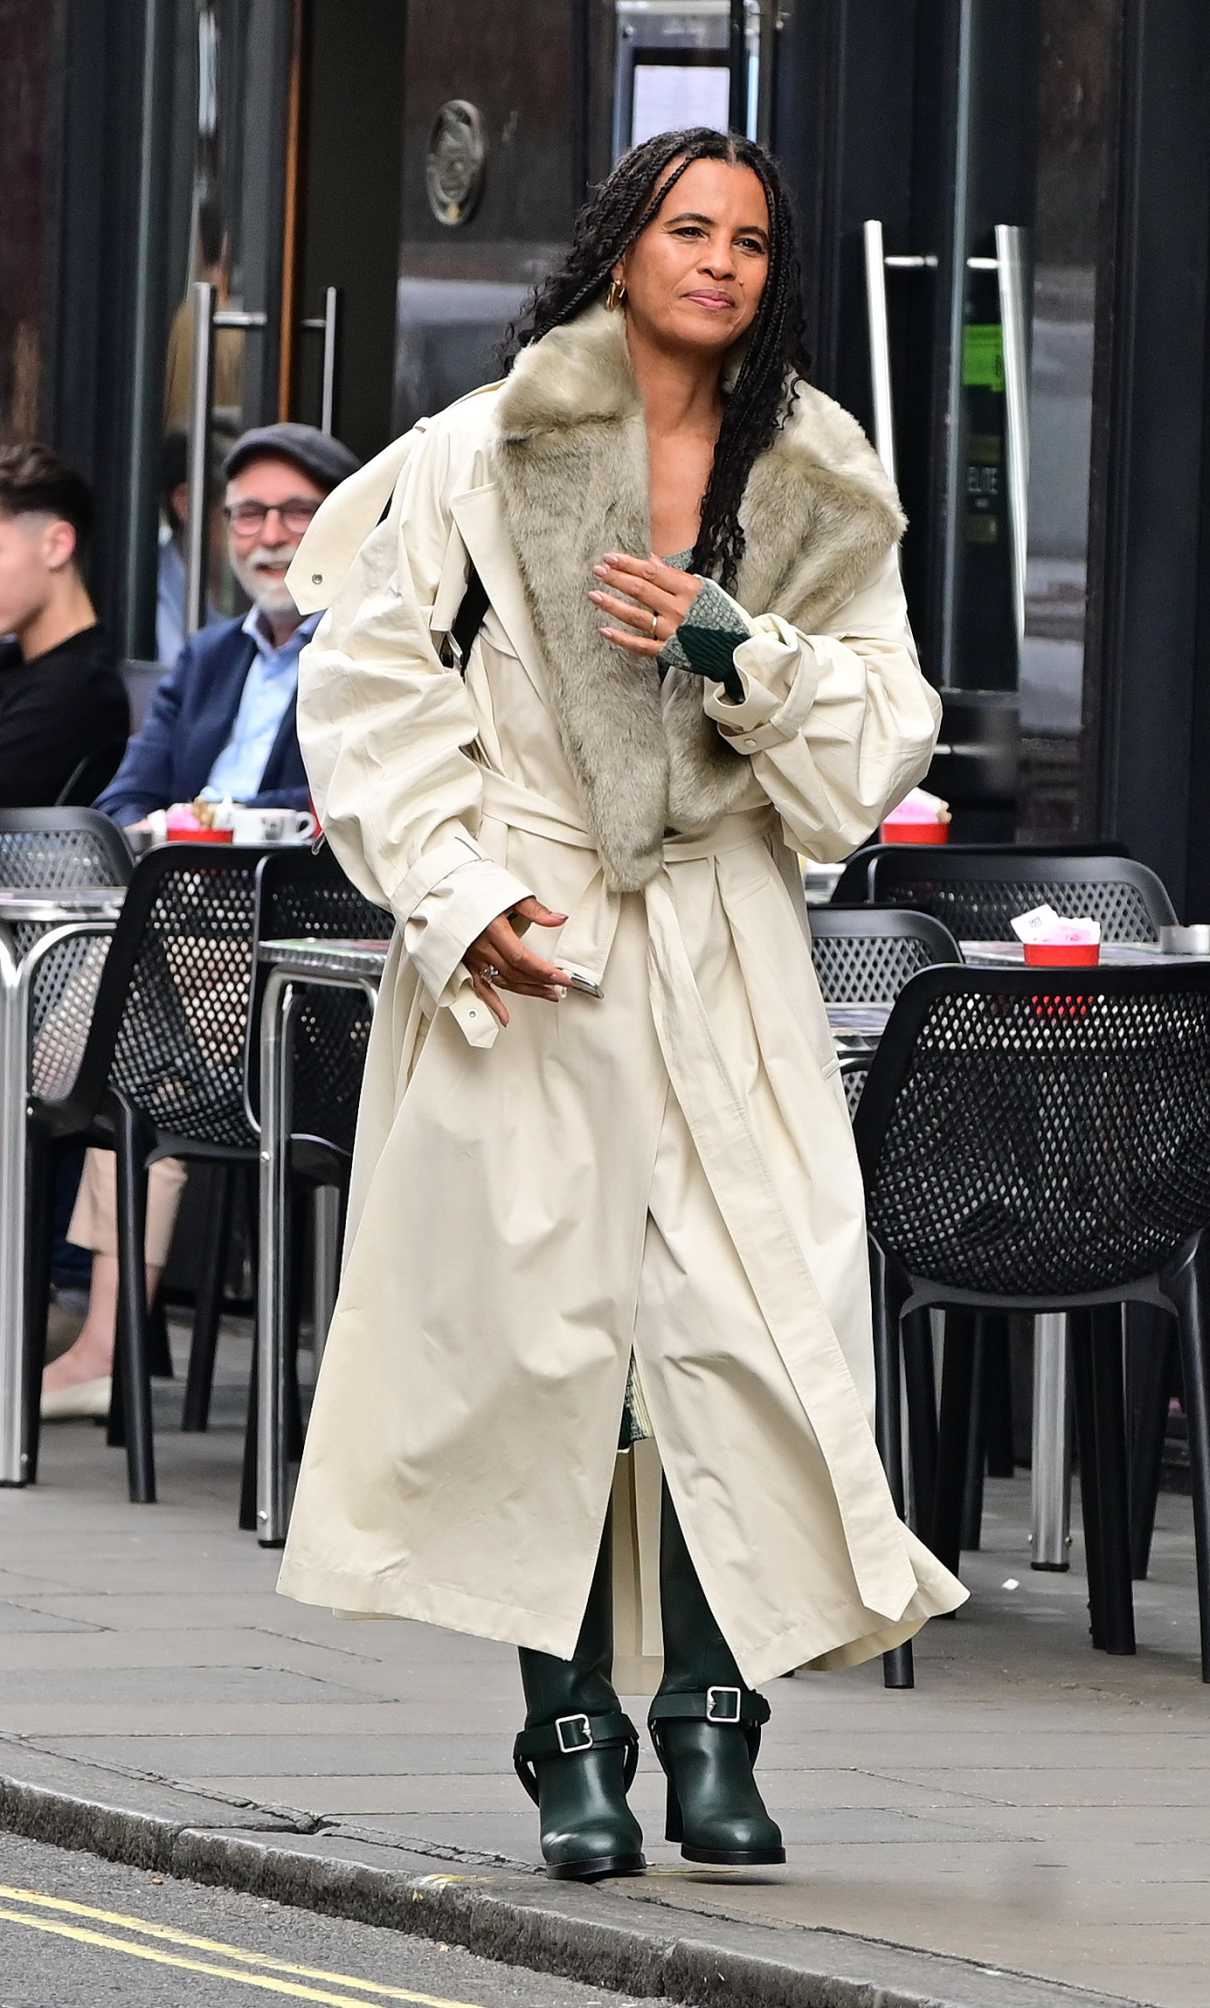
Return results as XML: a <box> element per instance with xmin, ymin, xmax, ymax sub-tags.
<box><xmin>0</xmin><ymin>885</ymin><xmax>126</xmax><ymax>1485</ymax></box>
<box><xmin>252</xmin><ymin>932</ymin><xmax>1210</xmax><ymax>1548</ymax></box>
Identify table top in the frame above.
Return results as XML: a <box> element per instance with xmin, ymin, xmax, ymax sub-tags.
<box><xmin>260</xmin><ymin>937</ymin><xmax>391</xmax><ymax>983</ymax></box>
<box><xmin>0</xmin><ymin>886</ymin><xmax>126</xmax><ymax>924</ymax></box>
<box><xmin>961</xmin><ymin>939</ymin><xmax>1210</xmax><ymax>968</ymax></box>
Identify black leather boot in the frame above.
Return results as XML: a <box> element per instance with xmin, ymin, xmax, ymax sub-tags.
<box><xmin>514</xmin><ymin>1510</ymin><xmax>645</xmax><ymax>1881</ymax></box>
<box><xmin>648</xmin><ymin>1484</ymin><xmax>785</xmax><ymax>1866</ymax></box>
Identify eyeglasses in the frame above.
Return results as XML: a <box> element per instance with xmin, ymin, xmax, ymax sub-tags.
<box><xmin>223</xmin><ymin>498</ymin><xmax>321</xmax><ymax>537</ymax></box>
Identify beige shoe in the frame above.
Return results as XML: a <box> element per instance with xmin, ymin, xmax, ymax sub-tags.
<box><xmin>40</xmin><ymin>1376</ymin><xmax>112</xmax><ymax>1421</ymax></box>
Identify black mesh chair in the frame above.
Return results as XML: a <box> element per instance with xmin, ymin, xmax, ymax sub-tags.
<box><xmin>24</xmin><ymin>842</ymin><xmax>389</xmax><ymax>1511</ymax></box>
<box><xmin>24</xmin><ymin>845</ymin><xmax>269</xmax><ymax>1501</ymax></box>
<box><xmin>863</xmin><ymin>848</ymin><xmax>1175</xmax><ymax>943</ymax></box>
<box><xmin>248</xmin><ymin>843</ymin><xmax>390</xmax><ymax>1160</ymax></box>
<box><xmin>809</xmin><ymin>908</ymin><xmax>962</xmax><ymax>1005</ymax></box>
<box><xmin>830</xmin><ymin>839</ymin><xmax>1132</xmax><ymax>907</ymax></box>
<box><xmin>809</xmin><ymin>907</ymin><xmax>965</xmax><ymax>1523</ymax></box>
<box><xmin>234</xmin><ymin>845</ymin><xmax>393</xmax><ymax>1528</ymax></box>
<box><xmin>809</xmin><ymin>906</ymin><xmax>962</xmax><ymax>1119</ymax></box>
<box><xmin>853</xmin><ymin>963</ymin><xmax>1210</xmax><ymax>1689</ymax></box>
<box><xmin>0</xmin><ymin>807</ymin><xmax>131</xmax><ymax>915</ymax></box>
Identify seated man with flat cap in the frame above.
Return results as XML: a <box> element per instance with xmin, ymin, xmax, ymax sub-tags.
<box><xmin>98</xmin><ymin>421</ymin><xmax>359</xmax><ymax>826</ymax></box>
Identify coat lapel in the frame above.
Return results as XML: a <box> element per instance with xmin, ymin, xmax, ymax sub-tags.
<box><xmin>494</xmin><ymin>304</ymin><xmax>905</xmax><ymax>890</ymax></box>
<box><xmin>449</xmin><ymin>483</ymin><xmax>549</xmax><ymax>703</ymax></box>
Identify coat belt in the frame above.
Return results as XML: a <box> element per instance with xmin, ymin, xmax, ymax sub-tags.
<box><xmin>464</xmin><ymin>771</ymin><xmax>918</xmax><ymax>1624</ymax></box>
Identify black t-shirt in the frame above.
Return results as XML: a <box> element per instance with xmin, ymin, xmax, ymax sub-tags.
<box><xmin>0</xmin><ymin>624</ymin><xmax>130</xmax><ymax>808</ymax></box>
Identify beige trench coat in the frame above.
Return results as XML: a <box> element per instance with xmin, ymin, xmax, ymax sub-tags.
<box><xmin>276</xmin><ymin>336</ymin><xmax>967</xmax><ymax>1689</ymax></box>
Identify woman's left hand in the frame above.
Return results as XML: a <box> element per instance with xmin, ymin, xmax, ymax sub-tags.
<box><xmin>588</xmin><ymin>552</ymin><xmax>702</xmax><ymax>657</ymax></box>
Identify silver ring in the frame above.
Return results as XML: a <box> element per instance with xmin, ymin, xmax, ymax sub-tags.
<box><xmin>650</xmin><ymin>611</ymin><xmax>659</xmax><ymax>638</ymax></box>
<box><xmin>481</xmin><ymin>965</ymin><xmax>501</xmax><ymax>985</ymax></box>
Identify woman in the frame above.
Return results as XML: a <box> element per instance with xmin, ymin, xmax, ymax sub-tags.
<box><xmin>279</xmin><ymin>128</ymin><xmax>966</xmax><ymax>1882</ymax></box>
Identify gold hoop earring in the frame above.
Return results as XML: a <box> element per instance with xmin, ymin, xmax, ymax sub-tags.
<box><xmin>605</xmin><ymin>278</ymin><xmax>626</xmax><ymax>312</ymax></box>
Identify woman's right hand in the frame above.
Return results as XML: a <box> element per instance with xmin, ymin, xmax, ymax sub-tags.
<box><xmin>464</xmin><ymin>897</ymin><xmax>571</xmax><ymax>1028</ymax></box>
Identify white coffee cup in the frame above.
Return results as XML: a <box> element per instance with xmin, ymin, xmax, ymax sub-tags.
<box><xmin>226</xmin><ymin>806</ymin><xmax>316</xmax><ymax>845</ymax></box>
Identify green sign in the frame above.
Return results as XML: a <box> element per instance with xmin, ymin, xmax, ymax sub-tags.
<box><xmin>963</xmin><ymin>323</ymin><xmax>1005</xmax><ymax>392</ymax></box>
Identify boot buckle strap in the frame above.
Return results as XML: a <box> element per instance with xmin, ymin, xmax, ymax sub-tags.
<box><xmin>706</xmin><ymin>1685</ymin><xmax>742</xmax><ymax>1724</ymax></box>
<box><xmin>554</xmin><ymin>1712</ymin><xmax>594</xmax><ymax>1755</ymax></box>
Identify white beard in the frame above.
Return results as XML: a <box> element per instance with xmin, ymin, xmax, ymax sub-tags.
<box><xmin>231</xmin><ymin>544</ymin><xmax>301</xmax><ymax>620</ymax></box>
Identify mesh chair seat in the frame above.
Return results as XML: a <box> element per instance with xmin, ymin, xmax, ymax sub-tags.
<box><xmin>860</xmin><ymin>968</ymin><xmax>1210</xmax><ymax>1299</ymax></box>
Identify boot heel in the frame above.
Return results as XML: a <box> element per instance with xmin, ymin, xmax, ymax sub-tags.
<box><xmin>665</xmin><ymin>1776</ymin><xmax>683</xmax><ymax>1843</ymax></box>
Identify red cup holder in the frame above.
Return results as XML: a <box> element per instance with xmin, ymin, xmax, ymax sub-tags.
<box><xmin>881</xmin><ymin>821</ymin><xmax>950</xmax><ymax>845</ymax></box>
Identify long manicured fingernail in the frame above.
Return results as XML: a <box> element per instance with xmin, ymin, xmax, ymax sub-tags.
<box><xmin>592</xmin><ymin>563</ymin><xmax>609</xmax><ymax>578</ymax></box>
<box><xmin>587</xmin><ymin>590</ymin><xmax>604</xmax><ymax>604</ymax></box>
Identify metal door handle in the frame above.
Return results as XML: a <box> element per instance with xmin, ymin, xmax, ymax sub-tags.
<box><xmin>861</xmin><ymin>222</ymin><xmax>938</xmax><ymax>484</ymax></box>
<box><xmin>185</xmin><ymin>282</ymin><xmax>268</xmax><ymax>636</ymax></box>
<box><xmin>993</xmin><ymin>224</ymin><xmax>1031</xmax><ymax>648</ymax></box>
<box><xmin>299</xmin><ymin>286</ymin><xmax>341</xmax><ymax>435</ymax></box>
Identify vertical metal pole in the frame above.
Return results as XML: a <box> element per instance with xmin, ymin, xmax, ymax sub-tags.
<box><xmin>862</xmin><ymin>221</ymin><xmax>897</xmax><ymax>484</ymax></box>
<box><xmin>185</xmin><ymin>280</ymin><xmax>216</xmax><ymax>636</ymax></box>
<box><xmin>311</xmin><ymin>1184</ymin><xmax>341</xmax><ymax>1368</ymax></box>
<box><xmin>0</xmin><ymin>935</ymin><xmax>26</xmax><ymax>1484</ymax></box>
<box><xmin>728</xmin><ymin>0</ymin><xmax>748</xmax><ymax>133</ymax></box>
<box><xmin>318</xmin><ymin>286</ymin><xmax>340</xmax><ymax>436</ymax></box>
<box><xmin>995</xmin><ymin>222</ymin><xmax>1032</xmax><ymax>652</ymax></box>
<box><xmin>257</xmin><ymin>970</ymin><xmax>294</xmax><ymax>1545</ymax></box>
<box><xmin>1031</xmin><ymin>1313</ymin><xmax>1072</xmax><ymax>1569</ymax></box>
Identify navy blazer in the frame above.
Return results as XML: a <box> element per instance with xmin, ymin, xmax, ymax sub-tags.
<box><xmin>96</xmin><ymin>617</ymin><xmax>310</xmax><ymax>824</ymax></box>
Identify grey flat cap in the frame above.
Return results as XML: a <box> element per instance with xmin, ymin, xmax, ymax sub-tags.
<box><xmin>223</xmin><ymin>422</ymin><xmax>360</xmax><ymax>493</ymax></box>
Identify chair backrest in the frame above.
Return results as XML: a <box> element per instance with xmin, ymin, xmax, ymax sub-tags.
<box><xmin>52</xmin><ymin>844</ymin><xmax>267</xmax><ymax>1153</ymax></box>
<box><xmin>54</xmin><ymin>740</ymin><xmax>128</xmax><ymax>807</ymax></box>
<box><xmin>122</xmin><ymin>659</ymin><xmax>166</xmax><ymax>733</ymax></box>
<box><xmin>248</xmin><ymin>844</ymin><xmax>392</xmax><ymax>1154</ymax></box>
<box><xmin>830</xmin><ymin>839</ymin><xmax>1132</xmax><ymax>906</ymax></box>
<box><xmin>854</xmin><ymin>963</ymin><xmax>1210</xmax><ymax>1300</ymax></box>
<box><xmin>864</xmin><ymin>848</ymin><xmax>1174</xmax><ymax>943</ymax></box>
<box><xmin>0</xmin><ymin>808</ymin><xmax>131</xmax><ymax>892</ymax></box>
<box><xmin>809</xmin><ymin>905</ymin><xmax>962</xmax><ymax>1004</ymax></box>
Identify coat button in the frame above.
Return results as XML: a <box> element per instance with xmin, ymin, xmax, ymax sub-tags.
<box><xmin>311</xmin><ymin>572</ymin><xmax>323</xmax><ymax>585</ymax></box>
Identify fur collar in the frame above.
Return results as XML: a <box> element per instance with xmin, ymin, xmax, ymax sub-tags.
<box><xmin>494</xmin><ymin>303</ymin><xmax>904</xmax><ymax>890</ymax></box>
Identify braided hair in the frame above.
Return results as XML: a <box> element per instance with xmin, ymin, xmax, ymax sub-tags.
<box><xmin>500</xmin><ymin>129</ymin><xmax>809</xmax><ymax>593</ymax></box>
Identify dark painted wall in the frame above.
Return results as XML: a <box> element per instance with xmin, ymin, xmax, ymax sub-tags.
<box><xmin>393</xmin><ymin>0</ymin><xmax>581</xmax><ymax>426</ymax></box>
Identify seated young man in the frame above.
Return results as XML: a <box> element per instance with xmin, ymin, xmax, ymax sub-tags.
<box><xmin>0</xmin><ymin>444</ymin><xmax>129</xmax><ymax>806</ymax></box>
<box><xmin>44</xmin><ymin>421</ymin><xmax>359</xmax><ymax>1419</ymax></box>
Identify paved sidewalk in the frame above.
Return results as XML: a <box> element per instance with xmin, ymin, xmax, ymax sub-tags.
<box><xmin>1</xmin><ymin>1330</ymin><xmax>1208</xmax><ymax>2007</ymax></box>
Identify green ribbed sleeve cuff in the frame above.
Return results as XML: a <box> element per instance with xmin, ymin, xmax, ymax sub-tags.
<box><xmin>659</xmin><ymin>577</ymin><xmax>749</xmax><ymax>702</ymax></box>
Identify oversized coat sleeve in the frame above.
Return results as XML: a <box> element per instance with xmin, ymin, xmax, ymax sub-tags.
<box><xmin>295</xmin><ymin>422</ymin><xmax>533</xmax><ymax>1022</ymax></box>
<box><xmin>696</xmin><ymin>546</ymin><xmax>942</xmax><ymax>863</ymax></box>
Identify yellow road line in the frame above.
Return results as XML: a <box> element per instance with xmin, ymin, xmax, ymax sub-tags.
<box><xmin>0</xmin><ymin>1889</ymin><xmax>483</xmax><ymax>2008</ymax></box>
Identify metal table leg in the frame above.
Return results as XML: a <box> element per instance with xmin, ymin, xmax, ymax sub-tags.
<box><xmin>0</xmin><ymin>933</ymin><xmax>27</xmax><ymax>1484</ymax></box>
<box><xmin>311</xmin><ymin>1185</ymin><xmax>341</xmax><ymax>1370</ymax></box>
<box><xmin>1031</xmin><ymin>1312</ymin><xmax>1072</xmax><ymax>1570</ymax></box>
<box><xmin>257</xmin><ymin>969</ymin><xmax>295</xmax><ymax>1546</ymax></box>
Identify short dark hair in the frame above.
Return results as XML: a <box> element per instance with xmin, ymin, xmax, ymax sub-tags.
<box><xmin>0</xmin><ymin>442</ymin><xmax>95</xmax><ymax>565</ymax></box>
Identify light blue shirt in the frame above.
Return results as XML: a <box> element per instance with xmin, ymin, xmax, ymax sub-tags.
<box><xmin>206</xmin><ymin>608</ymin><xmax>320</xmax><ymax>800</ymax></box>
<box><xmin>156</xmin><ymin>533</ymin><xmax>219</xmax><ymax>666</ymax></box>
